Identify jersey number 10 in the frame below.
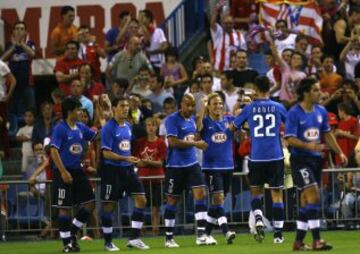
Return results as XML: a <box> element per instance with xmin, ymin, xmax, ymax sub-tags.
<box><xmin>253</xmin><ymin>114</ymin><xmax>276</xmax><ymax>137</ymax></box>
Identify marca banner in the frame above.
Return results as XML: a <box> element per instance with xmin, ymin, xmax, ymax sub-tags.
<box><xmin>258</xmin><ymin>0</ymin><xmax>323</xmax><ymax>45</ymax></box>
<box><xmin>0</xmin><ymin>0</ymin><xmax>181</xmax><ymax>74</ymax></box>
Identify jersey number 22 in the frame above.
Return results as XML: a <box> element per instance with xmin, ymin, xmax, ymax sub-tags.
<box><xmin>253</xmin><ymin>114</ymin><xmax>275</xmax><ymax>137</ymax></box>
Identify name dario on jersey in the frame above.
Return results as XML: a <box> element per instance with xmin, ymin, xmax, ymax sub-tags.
<box><xmin>69</xmin><ymin>143</ymin><xmax>83</xmax><ymax>154</ymax></box>
<box><xmin>119</xmin><ymin>140</ymin><xmax>131</xmax><ymax>151</ymax></box>
<box><xmin>252</xmin><ymin>106</ymin><xmax>276</xmax><ymax>113</ymax></box>
<box><xmin>211</xmin><ymin>132</ymin><xmax>227</xmax><ymax>143</ymax></box>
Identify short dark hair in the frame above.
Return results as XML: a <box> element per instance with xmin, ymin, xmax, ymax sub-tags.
<box><xmin>282</xmin><ymin>48</ymin><xmax>294</xmax><ymax>55</ymax></box>
<box><xmin>65</xmin><ymin>40</ymin><xmax>80</xmax><ymax>50</ymax></box>
<box><xmin>321</xmin><ymin>54</ymin><xmax>334</xmax><ymax>63</ymax></box>
<box><xmin>13</xmin><ymin>21</ymin><xmax>27</xmax><ymax>30</ymax></box>
<box><xmin>142</xmin><ymin>9</ymin><xmax>154</xmax><ymax>23</ymax></box>
<box><xmin>295</xmin><ymin>34</ymin><xmax>307</xmax><ymax>43</ymax></box>
<box><xmin>163</xmin><ymin>97</ymin><xmax>176</xmax><ymax>106</ymax></box>
<box><xmin>119</xmin><ymin>11</ymin><xmax>130</xmax><ymax>20</ymax></box>
<box><xmin>150</xmin><ymin>73</ymin><xmax>164</xmax><ymax>85</ymax></box>
<box><xmin>276</xmin><ymin>19</ymin><xmax>287</xmax><ymax>28</ymax></box>
<box><xmin>254</xmin><ymin>76</ymin><xmax>270</xmax><ymax>93</ymax></box>
<box><xmin>113</xmin><ymin>78</ymin><xmax>129</xmax><ymax>90</ymax></box>
<box><xmin>222</xmin><ymin>70</ymin><xmax>234</xmax><ymax>81</ymax></box>
<box><xmin>165</xmin><ymin>47</ymin><xmax>179</xmax><ymax>60</ymax></box>
<box><xmin>24</xmin><ymin>109</ymin><xmax>36</xmax><ymax>117</ymax></box>
<box><xmin>296</xmin><ymin>77</ymin><xmax>318</xmax><ymax>102</ymax></box>
<box><xmin>199</xmin><ymin>73</ymin><xmax>213</xmax><ymax>82</ymax></box>
<box><xmin>62</xmin><ymin>97</ymin><xmax>81</xmax><ymax>119</ymax></box>
<box><xmin>337</xmin><ymin>102</ymin><xmax>353</xmax><ymax>115</ymax></box>
<box><xmin>61</xmin><ymin>6</ymin><xmax>75</xmax><ymax>17</ymax></box>
<box><xmin>112</xmin><ymin>96</ymin><xmax>129</xmax><ymax>107</ymax></box>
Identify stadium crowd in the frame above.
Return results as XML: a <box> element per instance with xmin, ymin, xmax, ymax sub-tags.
<box><xmin>0</xmin><ymin>0</ymin><xmax>360</xmax><ymax>252</ymax></box>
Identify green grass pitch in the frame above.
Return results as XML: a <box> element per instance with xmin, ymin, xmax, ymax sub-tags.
<box><xmin>0</xmin><ymin>231</ymin><xmax>359</xmax><ymax>254</ymax></box>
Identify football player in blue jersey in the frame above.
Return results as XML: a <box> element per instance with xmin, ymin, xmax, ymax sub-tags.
<box><xmin>163</xmin><ymin>93</ymin><xmax>209</xmax><ymax>248</ymax></box>
<box><xmin>285</xmin><ymin>78</ymin><xmax>347</xmax><ymax>251</ymax></box>
<box><xmin>230</xmin><ymin>76</ymin><xmax>287</xmax><ymax>244</ymax></box>
<box><xmin>197</xmin><ymin>91</ymin><xmax>236</xmax><ymax>245</ymax></box>
<box><xmin>100</xmin><ymin>96</ymin><xmax>149</xmax><ymax>251</ymax></box>
<box><xmin>50</xmin><ymin>97</ymin><xmax>98</xmax><ymax>253</ymax></box>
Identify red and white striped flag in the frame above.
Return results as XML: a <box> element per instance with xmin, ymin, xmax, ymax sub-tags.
<box><xmin>259</xmin><ymin>0</ymin><xmax>323</xmax><ymax>45</ymax></box>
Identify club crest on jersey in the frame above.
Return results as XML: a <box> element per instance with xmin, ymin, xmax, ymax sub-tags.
<box><xmin>317</xmin><ymin>115</ymin><xmax>323</xmax><ymax>123</ymax></box>
<box><xmin>184</xmin><ymin>134</ymin><xmax>195</xmax><ymax>142</ymax></box>
<box><xmin>211</xmin><ymin>132</ymin><xmax>227</xmax><ymax>143</ymax></box>
<box><xmin>304</xmin><ymin>128</ymin><xmax>319</xmax><ymax>141</ymax></box>
<box><xmin>69</xmin><ymin>143</ymin><xmax>83</xmax><ymax>154</ymax></box>
<box><xmin>119</xmin><ymin>140</ymin><xmax>130</xmax><ymax>151</ymax></box>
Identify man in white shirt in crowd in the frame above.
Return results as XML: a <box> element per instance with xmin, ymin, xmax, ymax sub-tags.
<box><xmin>273</xmin><ymin>19</ymin><xmax>297</xmax><ymax>55</ymax></box>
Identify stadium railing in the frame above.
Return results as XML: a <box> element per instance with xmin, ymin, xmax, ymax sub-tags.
<box><xmin>159</xmin><ymin>0</ymin><xmax>205</xmax><ymax>52</ymax></box>
<box><xmin>0</xmin><ymin>168</ymin><xmax>359</xmax><ymax>238</ymax></box>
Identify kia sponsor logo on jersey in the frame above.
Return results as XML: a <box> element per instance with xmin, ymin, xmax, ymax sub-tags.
<box><xmin>69</xmin><ymin>143</ymin><xmax>83</xmax><ymax>154</ymax></box>
<box><xmin>211</xmin><ymin>132</ymin><xmax>227</xmax><ymax>143</ymax></box>
<box><xmin>303</xmin><ymin>128</ymin><xmax>320</xmax><ymax>141</ymax></box>
<box><xmin>119</xmin><ymin>140</ymin><xmax>130</xmax><ymax>151</ymax></box>
<box><xmin>184</xmin><ymin>134</ymin><xmax>195</xmax><ymax>142</ymax></box>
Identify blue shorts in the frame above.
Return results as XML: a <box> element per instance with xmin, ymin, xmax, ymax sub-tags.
<box><xmin>248</xmin><ymin>160</ymin><xmax>284</xmax><ymax>189</ymax></box>
<box><xmin>290</xmin><ymin>155</ymin><xmax>321</xmax><ymax>190</ymax></box>
<box><xmin>203</xmin><ymin>170</ymin><xmax>233</xmax><ymax>194</ymax></box>
<box><xmin>101</xmin><ymin>165</ymin><xmax>145</xmax><ymax>202</ymax></box>
<box><xmin>164</xmin><ymin>164</ymin><xmax>205</xmax><ymax>196</ymax></box>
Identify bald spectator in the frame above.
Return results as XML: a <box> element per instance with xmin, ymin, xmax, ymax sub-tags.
<box><xmin>107</xmin><ymin>36</ymin><xmax>153</xmax><ymax>83</ymax></box>
<box><xmin>50</xmin><ymin>6</ymin><xmax>78</xmax><ymax>56</ymax></box>
<box><xmin>54</xmin><ymin>40</ymin><xmax>84</xmax><ymax>96</ymax></box>
<box><xmin>210</xmin><ymin>5</ymin><xmax>247</xmax><ymax>71</ymax></box>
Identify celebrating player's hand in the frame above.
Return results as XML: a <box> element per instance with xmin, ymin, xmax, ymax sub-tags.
<box><xmin>195</xmin><ymin>140</ymin><xmax>208</xmax><ymax>150</ymax></box>
<box><xmin>126</xmin><ymin>156</ymin><xmax>140</xmax><ymax>164</ymax></box>
<box><xmin>28</xmin><ymin>176</ymin><xmax>37</xmax><ymax>185</ymax></box>
<box><xmin>61</xmin><ymin>170</ymin><xmax>73</xmax><ymax>184</ymax></box>
<box><xmin>308</xmin><ymin>143</ymin><xmax>326</xmax><ymax>152</ymax></box>
<box><xmin>135</xmin><ymin>160</ymin><xmax>147</xmax><ymax>168</ymax></box>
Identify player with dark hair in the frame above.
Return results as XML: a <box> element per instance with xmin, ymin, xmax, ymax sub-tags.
<box><xmin>50</xmin><ymin>97</ymin><xmax>97</xmax><ymax>253</ymax></box>
<box><xmin>230</xmin><ymin>76</ymin><xmax>287</xmax><ymax>244</ymax></box>
<box><xmin>285</xmin><ymin>77</ymin><xmax>347</xmax><ymax>251</ymax></box>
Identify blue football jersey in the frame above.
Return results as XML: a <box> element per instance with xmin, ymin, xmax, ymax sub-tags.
<box><xmin>285</xmin><ymin>104</ymin><xmax>330</xmax><ymax>157</ymax></box>
<box><xmin>101</xmin><ymin>118</ymin><xmax>133</xmax><ymax>167</ymax></box>
<box><xmin>201</xmin><ymin>115</ymin><xmax>235</xmax><ymax>170</ymax></box>
<box><xmin>233</xmin><ymin>99</ymin><xmax>287</xmax><ymax>161</ymax></box>
<box><xmin>51</xmin><ymin>120</ymin><xmax>97</xmax><ymax>169</ymax></box>
<box><xmin>165</xmin><ymin>111</ymin><xmax>198</xmax><ymax>168</ymax></box>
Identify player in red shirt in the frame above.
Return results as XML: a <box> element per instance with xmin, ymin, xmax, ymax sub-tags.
<box><xmin>54</xmin><ymin>40</ymin><xmax>84</xmax><ymax>96</ymax></box>
<box><xmin>134</xmin><ymin>117</ymin><xmax>166</xmax><ymax>235</ymax></box>
<box><xmin>335</xmin><ymin>102</ymin><xmax>360</xmax><ymax>165</ymax></box>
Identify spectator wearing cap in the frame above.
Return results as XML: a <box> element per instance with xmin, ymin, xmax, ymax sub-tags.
<box><xmin>50</xmin><ymin>6</ymin><xmax>78</xmax><ymax>56</ymax></box>
<box><xmin>54</xmin><ymin>40</ymin><xmax>85</xmax><ymax>96</ymax></box>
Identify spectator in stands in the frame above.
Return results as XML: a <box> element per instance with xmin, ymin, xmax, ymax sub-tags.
<box><xmin>77</xmin><ymin>25</ymin><xmax>106</xmax><ymax>81</ymax></box>
<box><xmin>50</xmin><ymin>6</ymin><xmax>78</xmax><ymax>56</ymax></box>
<box><xmin>146</xmin><ymin>73</ymin><xmax>174</xmax><ymax>113</ymax></box>
<box><xmin>335</xmin><ymin>102</ymin><xmax>359</xmax><ymax>165</ymax></box>
<box><xmin>294</xmin><ymin>34</ymin><xmax>309</xmax><ymax>69</ymax></box>
<box><xmin>273</xmin><ymin>19</ymin><xmax>297</xmax><ymax>55</ymax></box>
<box><xmin>129</xmin><ymin>66</ymin><xmax>152</xmax><ymax>97</ymax></box>
<box><xmin>333</xmin><ymin>6</ymin><xmax>360</xmax><ymax>61</ymax></box>
<box><xmin>16</xmin><ymin>110</ymin><xmax>35</xmax><ymax>173</ymax></box>
<box><xmin>157</xmin><ymin>97</ymin><xmax>177</xmax><ymax>141</ymax></box>
<box><xmin>54</xmin><ymin>40</ymin><xmax>84</xmax><ymax>96</ymax></box>
<box><xmin>129</xmin><ymin>93</ymin><xmax>152</xmax><ymax>125</ymax></box>
<box><xmin>70</xmin><ymin>80</ymin><xmax>93</xmax><ymax>120</ymax></box>
<box><xmin>264</xmin><ymin>50</ymin><xmax>281</xmax><ymax>101</ymax></box>
<box><xmin>195</xmin><ymin>73</ymin><xmax>214</xmax><ymax>112</ymax></box>
<box><xmin>27</xmin><ymin>142</ymin><xmax>48</xmax><ymax>196</ymax></box>
<box><xmin>319</xmin><ymin>55</ymin><xmax>343</xmax><ymax>94</ymax></box>
<box><xmin>2</xmin><ymin>21</ymin><xmax>36</xmax><ymax>117</ymax></box>
<box><xmin>107</xmin><ymin>36</ymin><xmax>153</xmax><ymax>83</ymax></box>
<box><xmin>0</xmin><ymin>60</ymin><xmax>16</xmax><ymax>159</ymax></box>
<box><xmin>232</xmin><ymin>50</ymin><xmax>259</xmax><ymax>88</ymax></box>
<box><xmin>191</xmin><ymin>55</ymin><xmax>205</xmax><ymax>78</ymax></box>
<box><xmin>306</xmin><ymin>45</ymin><xmax>324</xmax><ymax>76</ymax></box>
<box><xmin>323</xmin><ymin>79</ymin><xmax>360</xmax><ymax>115</ymax></box>
<box><xmin>79</xmin><ymin>63</ymin><xmax>104</xmax><ymax>100</ymax></box>
<box><xmin>220</xmin><ymin>70</ymin><xmax>239</xmax><ymax>115</ymax></box>
<box><xmin>105</xmin><ymin>11</ymin><xmax>131</xmax><ymax>63</ymax></box>
<box><xmin>51</xmin><ymin>88</ymin><xmax>65</xmax><ymax>122</ymax></box>
<box><xmin>134</xmin><ymin>117</ymin><xmax>166</xmax><ymax>236</ymax></box>
<box><xmin>160</xmin><ymin>47</ymin><xmax>189</xmax><ymax>102</ymax></box>
<box><xmin>230</xmin><ymin>0</ymin><xmax>258</xmax><ymax>30</ymax></box>
<box><xmin>269</xmin><ymin>35</ymin><xmax>306</xmax><ymax>104</ymax></box>
<box><xmin>107</xmin><ymin>78</ymin><xmax>129</xmax><ymax>102</ymax></box>
<box><xmin>210</xmin><ymin>5</ymin><xmax>247</xmax><ymax>71</ymax></box>
<box><xmin>340</xmin><ymin>26</ymin><xmax>360</xmax><ymax>80</ymax></box>
<box><xmin>32</xmin><ymin>101</ymin><xmax>54</xmax><ymax>145</ymax></box>
<box><xmin>139</xmin><ymin>9</ymin><xmax>168</xmax><ymax>73</ymax></box>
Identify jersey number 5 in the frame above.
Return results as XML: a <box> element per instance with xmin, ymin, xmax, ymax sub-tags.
<box><xmin>253</xmin><ymin>114</ymin><xmax>276</xmax><ymax>137</ymax></box>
